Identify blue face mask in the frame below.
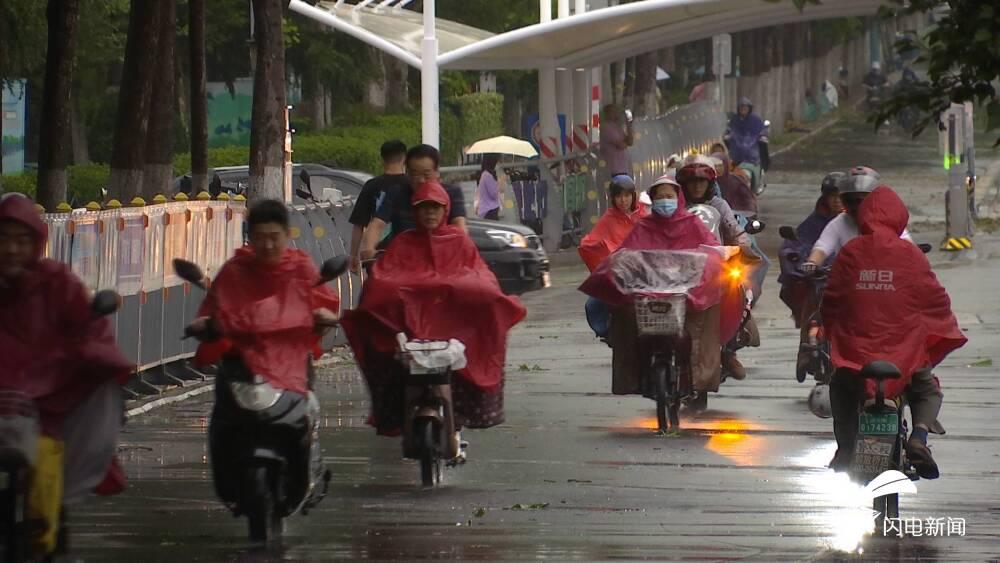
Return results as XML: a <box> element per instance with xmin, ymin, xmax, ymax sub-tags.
<box><xmin>651</xmin><ymin>198</ymin><xmax>678</xmax><ymax>217</ymax></box>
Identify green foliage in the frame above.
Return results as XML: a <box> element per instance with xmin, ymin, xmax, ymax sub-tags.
<box><xmin>2</xmin><ymin>173</ymin><xmax>37</xmax><ymax>198</ymax></box>
<box><xmin>0</xmin><ymin>0</ymin><xmax>46</xmax><ymax>86</ymax></box>
<box><xmin>872</xmin><ymin>1</ymin><xmax>1000</xmax><ymax>147</ymax></box>
<box><xmin>438</xmin><ymin>93</ymin><xmax>504</xmax><ymax>166</ymax></box>
<box><xmin>454</xmin><ymin>92</ymin><xmax>504</xmax><ymax>147</ymax></box>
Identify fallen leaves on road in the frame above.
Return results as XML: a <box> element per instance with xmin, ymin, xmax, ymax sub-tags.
<box><xmin>505</xmin><ymin>502</ymin><xmax>550</xmax><ymax>510</ymax></box>
<box><xmin>970</xmin><ymin>358</ymin><xmax>993</xmax><ymax>367</ymax></box>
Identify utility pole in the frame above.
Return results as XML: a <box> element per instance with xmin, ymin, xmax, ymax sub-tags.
<box><xmin>940</xmin><ymin>102</ymin><xmax>975</xmax><ymax>252</ymax></box>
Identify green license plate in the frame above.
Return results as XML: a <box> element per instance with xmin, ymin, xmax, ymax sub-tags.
<box><xmin>859</xmin><ymin>412</ymin><xmax>898</xmax><ymax>435</ymax></box>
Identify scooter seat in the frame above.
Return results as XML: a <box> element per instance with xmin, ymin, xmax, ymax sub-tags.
<box><xmin>860</xmin><ymin>360</ymin><xmax>902</xmax><ymax>380</ymax></box>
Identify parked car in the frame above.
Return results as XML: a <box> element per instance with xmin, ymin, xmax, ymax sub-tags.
<box><xmin>174</xmin><ymin>164</ymin><xmax>550</xmax><ymax>295</ymax></box>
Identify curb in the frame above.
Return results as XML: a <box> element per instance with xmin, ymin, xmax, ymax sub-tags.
<box><xmin>124</xmin><ymin>351</ymin><xmax>354</xmax><ymax>418</ymax></box>
<box><xmin>125</xmin><ymin>383</ymin><xmax>213</xmax><ymax>418</ymax></box>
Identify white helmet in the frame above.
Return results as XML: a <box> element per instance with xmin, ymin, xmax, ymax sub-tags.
<box><xmin>808</xmin><ymin>384</ymin><xmax>833</xmax><ymax>419</ymax></box>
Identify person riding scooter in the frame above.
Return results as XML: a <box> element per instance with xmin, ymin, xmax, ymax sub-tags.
<box><xmin>342</xmin><ymin>181</ymin><xmax>526</xmax><ymax>461</ymax></box>
<box><xmin>676</xmin><ymin>156</ymin><xmax>761</xmax><ymax>379</ymax></box>
<box><xmin>580</xmin><ymin>175</ymin><xmax>743</xmax><ymax>408</ymax></box>
<box><xmin>821</xmin><ymin>186</ymin><xmax>966</xmax><ymax>479</ymax></box>
<box><xmin>801</xmin><ymin>166</ymin><xmax>913</xmax><ymax>272</ymax></box>
<box><xmin>579</xmin><ymin>174</ymin><xmax>648</xmax><ymax>340</ymax></box>
<box><xmin>186</xmin><ymin>199</ymin><xmax>342</xmax><ymax>539</ymax></box>
<box><xmin>712</xmin><ymin>152</ymin><xmax>757</xmax><ymax>216</ymax></box>
<box><xmin>0</xmin><ymin>192</ymin><xmax>132</xmax><ymax>557</ymax></box>
<box><xmin>779</xmin><ymin>172</ymin><xmax>845</xmax><ymax>379</ymax></box>
<box><xmin>724</xmin><ymin>98</ymin><xmax>769</xmax><ymax>191</ymax></box>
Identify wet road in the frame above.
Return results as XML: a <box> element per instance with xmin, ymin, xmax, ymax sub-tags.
<box><xmin>72</xmin><ymin>118</ymin><xmax>1000</xmax><ymax>562</ymax></box>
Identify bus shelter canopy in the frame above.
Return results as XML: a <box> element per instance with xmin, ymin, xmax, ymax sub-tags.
<box><xmin>293</xmin><ymin>0</ymin><xmax>890</xmax><ymax>71</ymax></box>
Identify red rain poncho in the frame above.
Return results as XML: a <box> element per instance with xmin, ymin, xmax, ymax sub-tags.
<box><xmin>578</xmin><ymin>205</ymin><xmax>648</xmax><ymax>272</ymax></box>
<box><xmin>195</xmin><ymin>246</ymin><xmax>341</xmax><ymax>394</ymax></box>
<box><xmin>579</xmin><ymin>188</ymin><xmax>743</xmax><ymax>342</ymax></box>
<box><xmin>0</xmin><ymin>195</ymin><xmax>133</xmax><ymax>435</ymax></box>
<box><xmin>822</xmin><ymin>186</ymin><xmax>967</xmax><ymax>399</ymax></box>
<box><xmin>0</xmin><ymin>194</ymin><xmax>132</xmax><ymax>494</ymax></box>
<box><xmin>342</xmin><ymin>181</ymin><xmax>526</xmax><ymax>391</ymax></box>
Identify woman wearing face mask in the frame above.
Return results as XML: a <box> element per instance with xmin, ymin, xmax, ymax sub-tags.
<box><xmin>579</xmin><ymin>175</ymin><xmax>649</xmax><ymax>341</ymax></box>
<box><xmin>580</xmin><ymin>175</ymin><xmax>743</xmax><ymax>402</ymax></box>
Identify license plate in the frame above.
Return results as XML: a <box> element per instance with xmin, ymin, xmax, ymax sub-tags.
<box><xmin>851</xmin><ymin>437</ymin><xmax>893</xmax><ymax>477</ymax></box>
<box><xmin>542</xmin><ymin>271</ymin><xmax>551</xmax><ymax>288</ymax></box>
<box><xmin>859</xmin><ymin>412</ymin><xmax>898</xmax><ymax>435</ymax></box>
<box><xmin>648</xmin><ymin>302</ymin><xmax>672</xmax><ymax>314</ymax></box>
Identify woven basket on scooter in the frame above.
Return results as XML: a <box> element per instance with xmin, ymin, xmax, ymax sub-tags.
<box><xmin>633</xmin><ymin>295</ymin><xmax>686</xmax><ymax>337</ymax></box>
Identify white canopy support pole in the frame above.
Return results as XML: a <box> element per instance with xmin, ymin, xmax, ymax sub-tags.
<box><xmin>422</xmin><ymin>0</ymin><xmax>440</xmax><ymax>148</ymax></box>
<box><xmin>395</xmin><ymin>0</ymin><xmax>414</xmax><ymax>8</ymax></box>
<box><xmin>572</xmin><ymin>0</ymin><xmax>590</xmax><ymax>153</ymax></box>
<box><xmin>288</xmin><ymin>0</ymin><xmax>422</xmax><ymax>68</ymax></box>
<box><xmin>556</xmin><ymin>0</ymin><xmax>572</xmax><ymax>155</ymax></box>
<box><xmin>355</xmin><ymin>0</ymin><xmax>377</xmax><ymax>10</ymax></box>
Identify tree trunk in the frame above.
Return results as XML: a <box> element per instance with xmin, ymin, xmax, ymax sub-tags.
<box><xmin>248</xmin><ymin>0</ymin><xmax>286</xmax><ymax>203</ymax></box>
<box><xmin>364</xmin><ymin>48</ymin><xmax>387</xmax><ymax>110</ymax></box>
<box><xmin>70</xmin><ymin>96</ymin><xmax>90</xmax><ymax>165</ymax></box>
<box><xmin>633</xmin><ymin>52</ymin><xmax>657</xmax><ymax>118</ymax></box>
<box><xmin>36</xmin><ymin>0</ymin><xmax>81</xmax><ymax>210</ymax></box>
<box><xmin>108</xmin><ymin>0</ymin><xmax>163</xmax><ymax>202</ymax></box>
<box><xmin>385</xmin><ymin>56</ymin><xmax>409</xmax><ymax>109</ymax></box>
<box><xmin>143</xmin><ymin>0</ymin><xmax>176</xmax><ymax>199</ymax></box>
<box><xmin>189</xmin><ymin>0</ymin><xmax>209</xmax><ymax>195</ymax></box>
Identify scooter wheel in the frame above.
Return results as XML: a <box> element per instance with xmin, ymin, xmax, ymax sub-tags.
<box><xmin>415</xmin><ymin>419</ymin><xmax>439</xmax><ymax>488</ymax></box>
<box><xmin>245</xmin><ymin>466</ymin><xmax>282</xmax><ymax>543</ymax></box>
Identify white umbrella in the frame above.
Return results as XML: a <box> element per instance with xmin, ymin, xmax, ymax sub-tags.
<box><xmin>465</xmin><ymin>135</ymin><xmax>538</xmax><ymax>158</ymax></box>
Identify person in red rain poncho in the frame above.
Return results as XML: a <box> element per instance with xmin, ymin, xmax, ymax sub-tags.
<box><xmin>191</xmin><ymin>199</ymin><xmax>341</xmax><ymax>394</ymax></box>
<box><xmin>0</xmin><ymin>193</ymin><xmax>133</xmax><ymax>506</ymax></box>
<box><xmin>822</xmin><ymin>186</ymin><xmax>966</xmax><ymax>479</ymax></box>
<box><xmin>580</xmin><ymin>175</ymin><xmax>744</xmax><ymax>400</ymax></box>
<box><xmin>341</xmin><ymin>181</ymin><xmax>526</xmax><ymax>458</ymax></box>
<box><xmin>579</xmin><ymin>174</ymin><xmax>648</xmax><ymax>340</ymax></box>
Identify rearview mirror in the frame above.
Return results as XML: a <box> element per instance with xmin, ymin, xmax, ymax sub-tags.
<box><xmin>778</xmin><ymin>226</ymin><xmax>798</xmax><ymax>242</ymax></box>
<box><xmin>92</xmin><ymin>290</ymin><xmax>121</xmax><ymax>317</ymax></box>
<box><xmin>318</xmin><ymin>256</ymin><xmax>349</xmax><ymax>285</ymax></box>
<box><xmin>745</xmin><ymin>219</ymin><xmax>766</xmax><ymax>235</ymax></box>
<box><xmin>299</xmin><ymin>168</ymin><xmax>311</xmax><ymax>189</ymax></box>
<box><xmin>918</xmin><ymin>243</ymin><xmax>932</xmax><ymax>254</ymax></box>
<box><xmin>174</xmin><ymin>259</ymin><xmax>207</xmax><ymax>289</ymax></box>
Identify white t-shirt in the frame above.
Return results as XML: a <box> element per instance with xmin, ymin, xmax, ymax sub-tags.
<box><xmin>812</xmin><ymin>213</ymin><xmax>912</xmax><ymax>258</ymax></box>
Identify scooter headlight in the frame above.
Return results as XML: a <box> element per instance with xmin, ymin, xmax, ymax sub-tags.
<box><xmin>229</xmin><ymin>376</ymin><xmax>283</xmax><ymax>411</ymax></box>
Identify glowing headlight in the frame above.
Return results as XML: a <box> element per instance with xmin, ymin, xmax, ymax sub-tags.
<box><xmin>487</xmin><ymin>230</ymin><xmax>528</xmax><ymax>248</ymax></box>
<box><xmin>727</xmin><ymin>266</ymin><xmax>744</xmax><ymax>282</ymax></box>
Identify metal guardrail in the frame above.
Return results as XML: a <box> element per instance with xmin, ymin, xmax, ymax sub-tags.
<box><xmin>42</xmin><ymin>195</ymin><xmax>358</xmax><ymax>401</ymax></box>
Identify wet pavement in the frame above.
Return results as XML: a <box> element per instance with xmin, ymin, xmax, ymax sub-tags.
<box><xmin>70</xmin><ymin>114</ymin><xmax>1000</xmax><ymax>562</ymax></box>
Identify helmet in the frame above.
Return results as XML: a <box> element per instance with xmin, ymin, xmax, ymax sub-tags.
<box><xmin>647</xmin><ymin>174</ymin><xmax>681</xmax><ymax>197</ymax></box>
<box><xmin>821</xmin><ymin>172</ymin><xmax>847</xmax><ymax>196</ymax></box>
<box><xmin>676</xmin><ymin>155</ymin><xmax>718</xmax><ymax>185</ymax></box>
<box><xmin>872</xmin><ymin>61</ymin><xmax>881</xmax><ymax>71</ymax></box>
<box><xmin>808</xmin><ymin>384</ymin><xmax>833</xmax><ymax>419</ymax></box>
<box><xmin>842</xmin><ymin>166</ymin><xmax>881</xmax><ymax>195</ymax></box>
<box><xmin>609</xmin><ymin>174</ymin><xmax>637</xmax><ymax>193</ymax></box>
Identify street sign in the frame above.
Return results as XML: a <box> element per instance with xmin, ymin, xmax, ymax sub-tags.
<box><xmin>713</xmin><ymin>34</ymin><xmax>732</xmax><ymax>77</ymax></box>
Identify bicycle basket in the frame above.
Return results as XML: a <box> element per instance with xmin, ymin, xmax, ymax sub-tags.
<box><xmin>0</xmin><ymin>389</ymin><xmax>40</xmax><ymax>464</ymax></box>
<box><xmin>633</xmin><ymin>295</ymin><xmax>686</xmax><ymax>336</ymax></box>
